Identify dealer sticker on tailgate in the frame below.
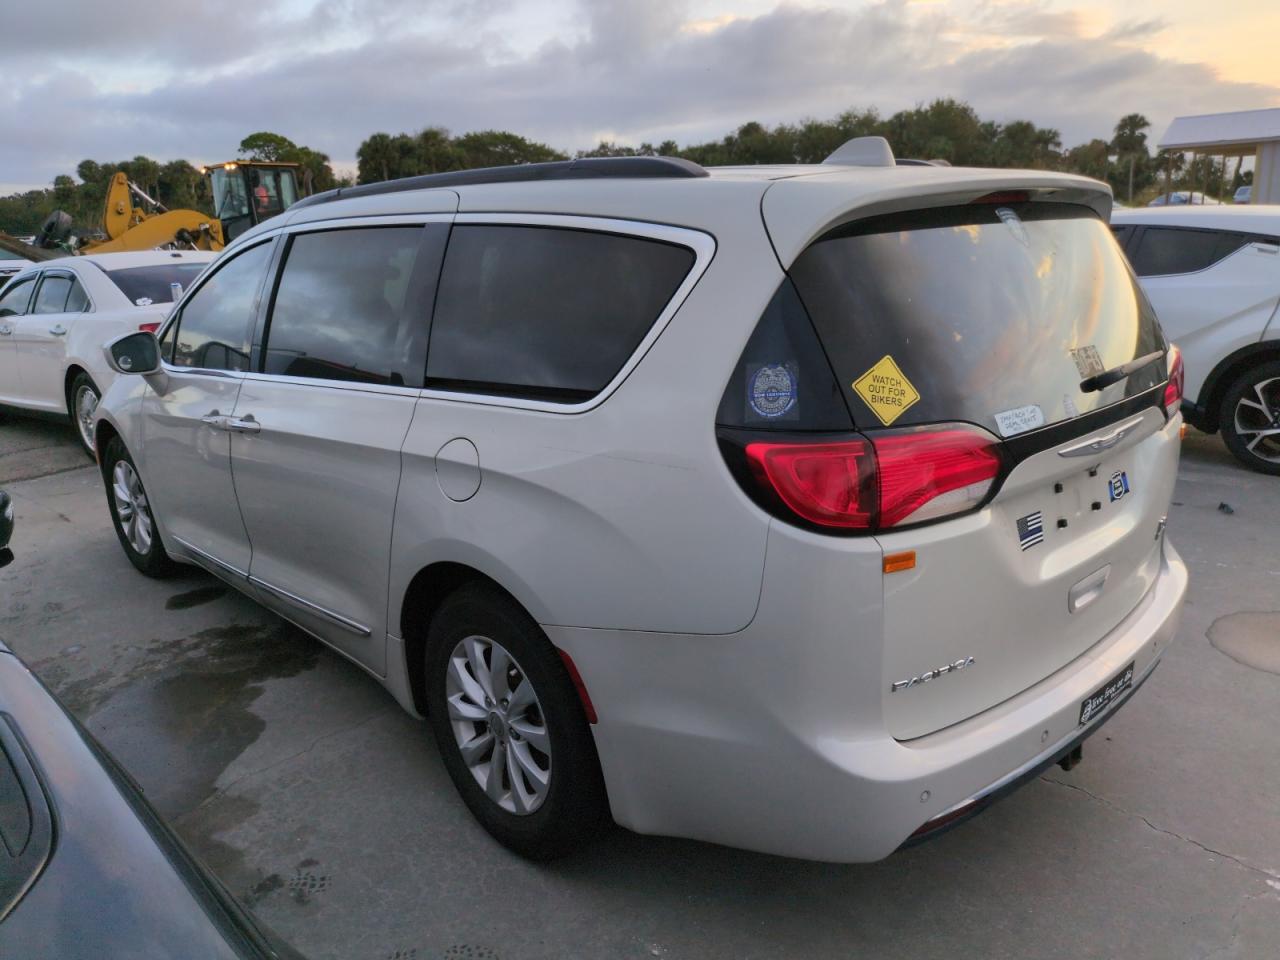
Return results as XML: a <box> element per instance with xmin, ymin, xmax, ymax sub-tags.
<box><xmin>1079</xmin><ymin>662</ymin><xmax>1135</xmax><ymax>725</ymax></box>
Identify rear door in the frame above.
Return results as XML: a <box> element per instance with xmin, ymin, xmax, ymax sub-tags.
<box><xmin>785</xmin><ymin>201</ymin><xmax>1177</xmax><ymax>739</ymax></box>
<box><xmin>1127</xmin><ymin>226</ymin><xmax>1280</xmax><ymax>404</ymax></box>
<box><xmin>11</xmin><ymin>270</ymin><xmax>91</xmax><ymax>410</ymax></box>
<box><xmin>228</xmin><ymin>219</ymin><xmax>449</xmax><ymax>673</ymax></box>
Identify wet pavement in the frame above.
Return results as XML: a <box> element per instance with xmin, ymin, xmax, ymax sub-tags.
<box><xmin>1</xmin><ymin>415</ymin><xmax>1278</xmax><ymax>960</ymax></box>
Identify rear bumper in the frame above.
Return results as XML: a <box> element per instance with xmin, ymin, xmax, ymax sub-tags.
<box><xmin>548</xmin><ymin>537</ymin><xmax>1188</xmax><ymax>863</ymax></box>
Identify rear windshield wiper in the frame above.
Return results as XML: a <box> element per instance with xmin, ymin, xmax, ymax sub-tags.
<box><xmin>1079</xmin><ymin>350</ymin><xmax>1165</xmax><ymax>394</ymax></box>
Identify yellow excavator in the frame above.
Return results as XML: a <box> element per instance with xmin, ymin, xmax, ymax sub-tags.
<box><xmin>30</xmin><ymin>160</ymin><xmax>304</xmax><ymax>255</ymax></box>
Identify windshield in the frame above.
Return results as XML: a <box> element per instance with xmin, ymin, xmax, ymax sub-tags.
<box><xmin>788</xmin><ymin>202</ymin><xmax>1166</xmax><ymax>436</ymax></box>
<box><xmin>106</xmin><ymin>263</ymin><xmax>210</xmax><ymax>306</ymax></box>
<box><xmin>210</xmin><ymin>167</ymin><xmax>250</xmax><ymax>220</ymax></box>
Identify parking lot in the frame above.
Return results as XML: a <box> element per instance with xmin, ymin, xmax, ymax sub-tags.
<box><xmin>1</xmin><ymin>414</ymin><xmax>1277</xmax><ymax>960</ymax></box>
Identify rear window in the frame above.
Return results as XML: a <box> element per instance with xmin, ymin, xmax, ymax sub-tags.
<box><xmin>106</xmin><ymin>263</ymin><xmax>210</xmax><ymax>306</ymax></box>
<box><xmin>789</xmin><ymin>203</ymin><xmax>1166</xmax><ymax>436</ymax></box>
<box><xmin>426</xmin><ymin>225</ymin><xmax>695</xmax><ymax>401</ymax></box>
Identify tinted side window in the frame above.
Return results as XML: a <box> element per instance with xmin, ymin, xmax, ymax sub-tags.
<box><xmin>0</xmin><ymin>277</ymin><xmax>34</xmax><ymax>317</ymax></box>
<box><xmin>427</xmin><ymin>225</ymin><xmax>695</xmax><ymax>400</ymax></box>
<box><xmin>1110</xmin><ymin>225</ymin><xmax>1133</xmax><ymax>250</ymax></box>
<box><xmin>262</xmin><ymin>226</ymin><xmax>440</xmax><ymax>387</ymax></box>
<box><xmin>170</xmin><ymin>242</ymin><xmax>272</xmax><ymax>372</ymax></box>
<box><xmin>1129</xmin><ymin>227</ymin><xmax>1246</xmax><ymax>277</ymax></box>
<box><xmin>64</xmin><ymin>278</ymin><xmax>89</xmax><ymax>313</ymax></box>
<box><xmin>32</xmin><ymin>275</ymin><xmax>73</xmax><ymax>314</ymax></box>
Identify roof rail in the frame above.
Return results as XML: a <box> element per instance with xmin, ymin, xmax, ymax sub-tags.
<box><xmin>822</xmin><ymin>136</ymin><xmax>896</xmax><ymax>167</ymax></box>
<box><xmin>293</xmin><ymin>156</ymin><xmax>710</xmax><ymax>210</ymax></box>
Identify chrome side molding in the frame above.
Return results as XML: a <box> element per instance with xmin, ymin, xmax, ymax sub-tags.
<box><xmin>248</xmin><ymin>576</ymin><xmax>372</xmax><ymax>637</ymax></box>
<box><xmin>171</xmin><ymin>535</ymin><xmax>248</xmax><ymax>579</ymax></box>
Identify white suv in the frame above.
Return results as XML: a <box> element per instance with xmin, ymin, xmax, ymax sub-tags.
<box><xmin>1112</xmin><ymin>205</ymin><xmax>1280</xmax><ymax>473</ymax></box>
<box><xmin>92</xmin><ymin>144</ymin><xmax>1188</xmax><ymax>862</ymax></box>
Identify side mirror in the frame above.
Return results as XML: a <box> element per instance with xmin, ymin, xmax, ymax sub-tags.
<box><xmin>104</xmin><ymin>331</ymin><xmax>161</xmax><ymax>376</ymax></box>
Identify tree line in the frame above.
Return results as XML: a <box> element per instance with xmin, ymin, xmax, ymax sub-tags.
<box><xmin>0</xmin><ymin>100</ymin><xmax>1252</xmax><ymax>237</ymax></box>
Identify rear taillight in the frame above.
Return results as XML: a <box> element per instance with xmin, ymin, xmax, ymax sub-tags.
<box><xmin>873</xmin><ymin>428</ymin><xmax>1004</xmax><ymax>527</ymax></box>
<box><xmin>745</xmin><ymin>439</ymin><xmax>876</xmax><ymax>528</ymax></box>
<box><xmin>138</xmin><ymin>321</ymin><xmax>161</xmax><ymax>334</ymax></box>
<box><xmin>1164</xmin><ymin>345</ymin><xmax>1184</xmax><ymax>415</ymax></box>
<box><xmin>738</xmin><ymin>425</ymin><xmax>1003</xmax><ymax>533</ymax></box>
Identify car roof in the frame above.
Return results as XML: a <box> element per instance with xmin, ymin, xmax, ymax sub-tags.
<box><xmin>71</xmin><ymin>250</ymin><xmax>218</xmax><ymax>270</ymax></box>
<box><xmin>1112</xmin><ymin>205</ymin><xmax>1280</xmax><ymax>233</ymax></box>
<box><xmin>251</xmin><ymin>161</ymin><xmax>1110</xmax><ymax>267</ymax></box>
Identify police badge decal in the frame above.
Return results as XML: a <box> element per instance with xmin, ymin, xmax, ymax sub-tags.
<box><xmin>747</xmin><ymin>362</ymin><xmax>799</xmax><ymax>421</ymax></box>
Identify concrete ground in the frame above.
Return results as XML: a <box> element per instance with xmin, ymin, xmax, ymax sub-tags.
<box><xmin>1</xmin><ymin>413</ymin><xmax>1278</xmax><ymax>960</ymax></box>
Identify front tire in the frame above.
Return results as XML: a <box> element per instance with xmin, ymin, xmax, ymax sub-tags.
<box><xmin>424</xmin><ymin>582</ymin><xmax>608</xmax><ymax>860</ymax></box>
<box><xmin>68</xmin><ymin>371</ymin><xmax>100</xmax><ymax>459</ymax></box>
<box><xmin>101</xmin><ymin>436</ymin><xmax>178</xmax><ymax>577</ymax></box>
<box><xmin>1219</xmin><ymin>361</ymin><xmax>1280</xmax><ymax>475</ymax></box>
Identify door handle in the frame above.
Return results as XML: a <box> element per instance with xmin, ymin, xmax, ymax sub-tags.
<box><xmin>225</xmin><ymin>414</ymin><xmax>261</xmax><ymax>434</ymax></box>
<box><xmin>200</xmin><ymin>411</ymin><xmax>229</xmax><ymax>430</ymax></box>
<box><xmin>0</xmin><ymin>325</ymin><xmax>11</xmax><ymax>336</ymax></box>
<box><xmin>1069</xmin><ymin>564</ymin><xmax>1111</xmax><ymax>614</ymax></box>
<box><xmin>49</xmin><ymin>324</ymin><xmax>67</xmax><ymax>336</ymax></box>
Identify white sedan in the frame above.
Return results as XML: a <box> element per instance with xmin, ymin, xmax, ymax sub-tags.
<box><xmin>0</xmin><ymin>250</ymin><xmax>215</xmax><ymax>455</ymax></box>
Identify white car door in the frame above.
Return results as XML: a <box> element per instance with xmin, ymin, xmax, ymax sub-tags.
<box><xmin>138</xmin><ymin>239</ymin><xmax>276</xmax><ymax>578</ymax></box>
<box><xmin>0</xmin><ymin>275</ymin><xmax>37</xmax><ymax>406</ymax></box>
<box><xmin>10</xmin><ymin>270</ymin><xmax>91</xmax><ymax>411</ymax></box>
<box><xmin>1132</xmin><ymin>226</ymin><xmax>1280</xmax><ymax>404</ymax></box>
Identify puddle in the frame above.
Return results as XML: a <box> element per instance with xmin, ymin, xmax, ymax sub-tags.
<box><xmin>78</xmin><ymin>622</ymin><xmax>319</xmax><ymax>818</ymax></box>
<box><xmin>1208</xmin><ymin>612</ymin><xmax>1280</xmax><ymax>675</ymax></box>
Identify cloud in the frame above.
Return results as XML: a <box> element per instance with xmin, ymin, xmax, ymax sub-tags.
<box><xmin>2</xmin><ymin>0</ymin><xmax>1277</xmax><ymax>190</ymax></box>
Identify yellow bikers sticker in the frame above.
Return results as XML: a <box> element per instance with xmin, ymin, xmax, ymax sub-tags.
<box><xmin>852</xmin><ymin>355</ymin><xmax>920</xmax><ymax>426</ymax></box>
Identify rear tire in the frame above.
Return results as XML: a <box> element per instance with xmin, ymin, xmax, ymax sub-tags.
<box><xmin>424</xmin><ymin>582</ymin><xmax>608</xmax><ymax>860</ymax></box>
<box><xmin>101</xmin><ymin>436</ymin><xmax>178</xmax><ymax>577</ymax></box>
<box><xmin>1219</xmin><ymin>361</ymin><xmax>1280</xmax><ymax>475</ymax></box>
<box><xmin>68</xmin><ymin>371</ymin><xmax>100</xmax><ymax>459</ymax></box>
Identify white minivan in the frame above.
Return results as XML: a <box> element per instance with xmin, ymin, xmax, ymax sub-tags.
<box><xmin>92</xmin><ymin>144</ymin><xmax>1187</xmax><ymax>862</ymax></box>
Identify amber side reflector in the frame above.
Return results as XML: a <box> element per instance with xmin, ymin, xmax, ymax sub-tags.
<box><xmin>1180</xmin><ymin>424</ymin><xmax>1188</xmax><ymax>440</ymax></box>
<box><xmin>883</xmin><ymin>551</ymin><xmax>916</xmax><ymax>574</ymax></box>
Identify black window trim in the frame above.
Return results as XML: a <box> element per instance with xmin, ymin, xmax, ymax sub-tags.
<box><xmin>159</xmin><ymin>236</ymin><xmax>280</xmax><ymax>377</ymax></box>
<box><xmin>419</xmin><ymin>212</ymin><xmax>715</xmax><ymax>414</ymax></box>
<box><xmin>246</xmin><ymin>217</ymin><xmax>450</xmax><ymax>396</ymax></box>
<box><xmin>1125</xmin><ymin>223</ymin><xmax>1280</xmax><ymax>279</ymax></box>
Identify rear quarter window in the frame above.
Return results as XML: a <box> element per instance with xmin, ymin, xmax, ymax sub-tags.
<box><xmin>1127</xmin><ymin>226</ymin><xmax>1250</xmax><ymax>277</ymax></box>
<box><xmin>426</xmin><ymin>225</ymin><xmax>695</xmax><ymax>401</ymax></box>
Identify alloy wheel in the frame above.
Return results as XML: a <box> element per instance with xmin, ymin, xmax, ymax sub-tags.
<box><xmin>446</xmin><ymin>635</ymin><xmax>552</xmax><ymax>815</ymax></box>
<box><xmin>1232</xmin><ymin>376</ymin><xmax>1280</xmax><ymax>465</ymax></box>
<box><xmin>111</xmin><ymin>460</ymin><xmax>154</xmax><ymax>555</ymax></box>
<box><xmin>75</xmin><ymin>385</ymin><xmax>99</xmax><ymax>452</ymax></box>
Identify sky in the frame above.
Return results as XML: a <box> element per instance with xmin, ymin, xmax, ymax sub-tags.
<box><xmin>3</xmin><ymin>0</ymin><xmax>1278</xmax><ymax>193</ymax></box>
